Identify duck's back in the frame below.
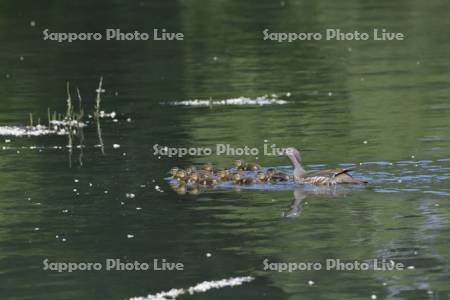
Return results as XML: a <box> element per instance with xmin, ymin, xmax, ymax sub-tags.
<box><xmin>299</xmin><ymin>168</ymin><xmax>367</xmax><ymax>185</ymax></box>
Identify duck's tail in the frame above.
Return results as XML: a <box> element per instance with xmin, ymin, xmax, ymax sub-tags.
<box><xmin>336</xmin><ymin>173</ymin><xmax>368</xmax><ymax>184</ymax></box>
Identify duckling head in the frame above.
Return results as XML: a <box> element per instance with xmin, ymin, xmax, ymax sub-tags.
<box><xmin>266</xmin><ymin>169</ymin><xmax>275</xmax><ymax>177</ymax></box>
<box><xmin>170</xmin><ymin>181</ymin><xmax>187</xmax><ymax>195</ymax></box>
<box><xmin>189</xmin><ymin>172</ymin><xmax>199</xmax><ymax>183</ymax></box>
<box><xmin>233</xmin><ymin>173</ymin><xmax>243</xmax><ymax>183</ymax></box>
<box><xmin>234</xmin><ymin>160</ymin><xmax>245</xmax><ymax>168</ymax></box>
<box><xmin>216</xmin><ymin>169</ymin><xmax>230</xmax><ymax>179</ymax></box>
<box><xmin>256</xmin><ymin>171</ymin><xmax>266</xmax><ymax>181</ymax></box>
<box><xmin>202</xmin><ymin>163</ymin><xmax>214</xmax><ymax>172</ymax></box>
<box><xmin>185</xmin><ymin>166</ymin><xmax>197</xmax><ymax>175</ymax></box>
<box><xmin>169</xmin><ymin>167</ymin><xmax>179</xmax><ymax>177</ymax></box>
<box><xmin>175</xmin><ymin>169</ymin><xmax>187</xmax><ymax>180</ymax></box>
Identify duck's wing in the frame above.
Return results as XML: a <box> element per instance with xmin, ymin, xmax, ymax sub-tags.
<box><xmin>302</xmin><ymin>168</ymin><xmax>361</xmax><ymax>185</ymax></box>
<box><xmin>306</xmin><ymin>168</ymin><xmax>351</xmax><ymax>178</ymax></box>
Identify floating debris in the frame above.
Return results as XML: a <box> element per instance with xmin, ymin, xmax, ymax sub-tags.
<box><xmin>99</xmin><ymin>111</ymin><xmax>116</xmax><ymax>119</ymax></box>
<box><xmin>165</xmin><ymin>95</ymin><xmax>288</xmax><ymax>107</ymax></box>
<box><xmin>308</xmin><ymin>280</ymin><xmax>314</xmax><ymax>286</ymax></box>
<box><xmin>127</xmin><ymin>234</ymin><xmax>135</xmax><ymax>239</ymax></box>
<box><xmin>113</xmin><ymin>144</ymin><xmax>121</xmax><ymax>149</ymax></box>
<box><xmin>126</xmin><ymin>193</ymin><xmax>136</xmax><ymax>199</ymax></box>
<box><xmin>206</xmin><ymin>253</ymin><xmax>212</xmax><ymax>258</ymax></box>
<box><xmin>129</xmin><ymin>276</ymin><xmax>254</xmax><ymax>300</ymax></box>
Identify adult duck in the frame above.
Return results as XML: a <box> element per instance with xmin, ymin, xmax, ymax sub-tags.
<box><xmin>282</xmin><ymin>147</ymin><xmax>367</xmax><ymax>185</ymax></box>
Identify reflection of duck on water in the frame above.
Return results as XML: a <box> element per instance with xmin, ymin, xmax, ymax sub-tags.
<box><xmin>281</xmin><ymin>147</ymin><xmax>368</xmax><ymax>185</ymax></box>
<box><xmin>282</xmin><ymin>185</ymin><xmax>352</xmax><ymax>218</ymax></box>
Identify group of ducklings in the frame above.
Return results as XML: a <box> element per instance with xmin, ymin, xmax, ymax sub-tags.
<box><xmin>168</xmin><ymin>160</ymin><xmax>290</xmax><ymax>195</ymax></box>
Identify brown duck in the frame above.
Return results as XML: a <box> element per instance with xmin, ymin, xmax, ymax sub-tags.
<box><xmin>282</xmin><ymin>147</ymin><xmax>367</xmax><ymax>185</ymax></box>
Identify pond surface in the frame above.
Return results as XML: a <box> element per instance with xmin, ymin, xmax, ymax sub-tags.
<box><xmin>1</xmin><ymin>1</ymin><xmax>450</xmax><ymax>299</ymax></box>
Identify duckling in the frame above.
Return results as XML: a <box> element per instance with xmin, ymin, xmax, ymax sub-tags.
<box><xmin>168</xmin><ymin>167</ymin><xmax>179</xmax><ymax>177</ymax></box>
<box><xmin>271</xmin><ymin>171</ymin><xmax>290</xmax><ymax>182</ymax></box>
<box><xmin>242</xmin><ymin>176</ymin><xmax>257</xmax><ymax>184</ymax></box>
<box><xmin>221</xmin><ymin>171</ymin><xmax>238</xmax><ymax>181</ymax></box>
<box><xmin>170</xmin><ymin>181</ymin><xmax>187</xmax><ymax>195</ymax></box>
<box><xmin>201</xmin><ymin>163</ymin><xmax>215</xmax><ymax>172</ymax></box>
<box><xmin>175</xmin><ymin>169</ymin><xmax>188</xmax><ymax>181</ymax></box>
<box><xmin>185</xmin><ymin>166</ymin><xmax>197</xmax><ymax>176</ymax></box>
<box><xmin>232</xmin><ymin>173</ymin><xmax>257</xmax><ymax>185</ymax></box>
<box><xmin>265</xmin><ymin>168</ymin><xmax>290</xmax><ymax>182</ymax></box>
<box><xmin>232</xmin><ymin>173</ymin><xmax>244</xmax><ymax>184</ymax></box>
<box><xmin>197</xmin><ymin>177</ymin><xmax>219</xmax><ymax>186</ymax></box>
<box><xmin>266</xmin><ymin>168</ymin><xmax>276</xmax><ymax>177</ymax></box>
<box><xmin>234</xmin><ymin>160</ymin><xmax>261</xmax><ymax>171</ymax></box>
<box><xmin>189</xmin><ymin>172</ymin><xmax>199</xmax><ymax>183</ymax></box>
<box><xmin>215</xmin><ymin>169</ymin><xmax>230</xmax><ymax>180</ymax></box>
<box><xmin>256</xmin><ymin>171</ymin><xmax>270</xmax><ymax>182</ymax></box>
<box><xmin>189</xmin><ymin>170</ymin><xmax>215</xmax><ymax>183</ymax></box>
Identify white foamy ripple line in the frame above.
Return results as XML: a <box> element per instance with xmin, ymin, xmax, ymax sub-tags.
<box><xmin>166</xmin><ymin>96</ymin><xmax>287</xmax><ymax>107</ymax></box>
<box><xmin>129</xmin><ymin>276</ymin><xmax>254</xmax><ymax>300</ymax></box>
<box><xmin>0</xmin><ymin>126</ymin><xmax>57</xmax><ymax>137</ymax></box>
